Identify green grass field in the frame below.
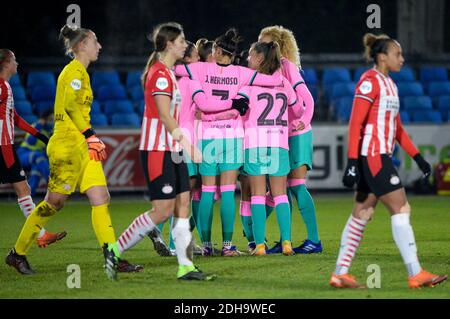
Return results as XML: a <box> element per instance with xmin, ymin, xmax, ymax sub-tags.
<box><xmin>0</xmin><ymin>194</ymin><xmax>449</xmax><ymax>299</ymax></box>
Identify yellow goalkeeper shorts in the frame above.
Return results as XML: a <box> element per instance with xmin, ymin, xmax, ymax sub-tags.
<box><xmin>47</xmin><ymin>136</ymin><xmax>107</xmax><ymax>195</ymax></box>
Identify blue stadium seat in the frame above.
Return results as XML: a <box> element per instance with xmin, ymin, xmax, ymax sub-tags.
<box><xmin>35</xmin><ymin>101</ymin><xmax>54</xmax><ymax>115</ymax></box>
<box><xmin>90</xmin><ymin>101</ymin><xmax>102</xmax><ymax>114</ymax></box>
<box><xmin>307</xmin><ymin>84</ymin><xmax>318</xmax><ymax>101</ymax></box>
<box><xmin>129</xmin><ymin>85</ymin><xmax>144</xmax><ymax>101</ymax></box>
<box><xmin>126</xmin><ymin>71</ymin><xmax>143</xmax><ymax>90</ymax></box>
<box><xmin>301</xmin><ymin>68</ymin><xmax>318</xmax><ymax>86</ymax></box>
<box><xmin>10</xmin><ymin>74</ymin><xmax>22</xmax><ymax>87</ymax></box>
<box><xmin>136</xmin><ymin>100</ymin><xmax>145</xmax><ymax>116</ymax></box>
<box><xmin>353</xmin><ymin>67</ymin><xmax>370</xmax><ymax>82</ymax></box>
<box><xmin>323</xmin><ymin>68</ymin><xmax>352</xmax><ymax>100</ymax></box>
<box><xmin>402</xmin><ymin>96</ymin><xmax>433</xmax><ymax>112</ymax></box>
<box><xmin>91</xmin><ymin>71</ymin><xmax>121</xmax><ymax>93</ymax></box>
<box><xmin>30</xmin><ymin>85</ymin><xmax>56</xmax><ymax>102</ymax></box>
<box><xmin>390</xmin><ymin>67</ymin><xmax>415</xmax><ymax>83</ymax></box>
<box><xmin>27</xmin><ymin>72</ymin><xmax>56</xmax><ymax>90</ymax></box>
<box><xmin>104</xmin><ymin>100</ymin><xmax>134</xmax><ymax>118</ymax></box>
<box><xmin>111</xmin><ymin>112</ymin><xmax>141</xmax><ymax>127</ymax></box>
<box><xmin>330</xmin><ymin>82</ymin><xmax>355</xmax><ymax>100</ymax></box>
<box><xmin>91</xmin><ymin>113</ymin><xmax>109</xmax><ymax>127</ymax></box>
<box><xmin>22</xmin><ymin>114</ymin><xmax>38</xmax><ymax>124</ymax></box>
<box><xmin>420</xmin><ymin>67</ymin><xmax>448</xmax><ymax>93</ymax></box>
<box><xmin>332</xmin><ymin>96</ymin><xmax>353</xmax><ymax>121</ymax></box>
<box><xmin>420</xmin><ymin>67</ymin><xmax>448</xmax><ymax>83</ymax></box>
<box><xmin>400</xmin><ymin>111</ymin><xmax>410</xmax><ymax>124</ymax></box>
<box><xmin>323</xmin><ymin>68</ymin><xmax>352</xmax><ymax>85</ymax></box>
<box><xmin>15</xmin><ymin>101</ymin><xmax>33</xmax><ymax>116</ymax></box>
<box><xmin>97</xmin><ymin>84</ymin><xmax>127</xmax><ymax>102</ymax></box>
<box><xmin>437</xmin><ymin>96</ymin><xmax>450</xmax><ymax>121</ymax></box>
<box><xmin>12</xmin><ymin>86</ymin><xmax>27</xmax><ymax>101</ymax></box>
<box><xmin>428</xmin><ymin>82</ymin><xmax>450</xmax><ymax>98</ymax></box>
<box><xmin>396</xmin><ymin>82</ymin><xmax>424</xmax><ymax>98</ymax></box>
<box><xmin>411</xmin><ymin>110</ymin><xmax>443</xmax><ymax>123</ymax></box>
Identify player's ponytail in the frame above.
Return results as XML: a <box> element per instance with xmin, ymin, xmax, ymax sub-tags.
<box><xmin>59</xmin><ymin>24</ymin><xmax>91</xmax><ymax>57</ymax></box>
<box><xmin>214</xmin><ymin>28</ymin><xmax>243</xmax><ymax>61</ymax></box>
<box><xmin>363</xmin><ymin>33</ymin><xmax>397</xmax><ymax>64</ymax></box>
<box><xmin>252</xmin><ymin>41</ymin><xmax>281</xmax><ymax>75</ymax></box>
<box><xmin>0</xmin><ymin>49</ymin><xmax>14</xmax><ymax>71</ymax></box>
<box><xmin>196</xmin><ymin>38</ymin><xmax>214</xmax><ymax>62</ymax></box>
<box><xmin>142</xmin><ymin>22</ymin><xmax>184</xmax><ymax>87</ymax></box>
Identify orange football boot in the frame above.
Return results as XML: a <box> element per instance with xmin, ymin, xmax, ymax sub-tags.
<box><xmin>329</xmin><ymin>273</ymin><xmax>366</xmax><ymax>289</ymax></box>
<box><xmin>282</xmin><ymin>240</ymin><xmax>295</xmax><ymax>256</ymax></box>
<box><xmin>37</xmin><ymin>230</ymin><xmax>67</xmax><ymax>248</ymax></box>
<box><xmin>252</xmin><ymin>244</ymin><xmax>267</xmax><ymax>256</ymax></box>
<box><xmin>408</xmin><ymin>270</ymin><xmax>448</xmax><ymax>289</ymax></box>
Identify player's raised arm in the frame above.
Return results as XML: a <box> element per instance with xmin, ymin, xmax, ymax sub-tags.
<box><xmin>239</xmin><ymin>65</ymin><xmax>283</xmax><ymax>87</ymax></box>
<box><xmin>190</xmin><ymin>80</ymin><xmax>248</xmax><ymax>115</ymax></box>
<box><xmin>173</xmin><ymin>62</ymin><xmax>202</xmax><ymax>80</ymax></box>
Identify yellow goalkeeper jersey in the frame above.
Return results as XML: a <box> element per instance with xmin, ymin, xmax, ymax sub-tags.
<box><xmin>53</xmin><ymin>59</ymin><xmax>92</xmax><ymax>142</ymax></box>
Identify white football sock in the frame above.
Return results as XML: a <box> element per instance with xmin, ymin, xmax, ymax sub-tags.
<box><xmin>172</xmin><ymin>218</ymin><xmax>194</xmax><ymax>267</ymax></box>
<box><xmin>391</xmin><ymin>213</ymin><xmax>421</xmax><ymax>277</ymax></box>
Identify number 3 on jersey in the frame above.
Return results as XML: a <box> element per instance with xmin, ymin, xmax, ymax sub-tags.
<box><xmin>257</xmin><ymin>92</ymin><xmax>288</xmax><ymax>127</ymax></box>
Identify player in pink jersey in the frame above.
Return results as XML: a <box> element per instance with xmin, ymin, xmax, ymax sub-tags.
<box><xmin>330</xmin><ymin>33</ymin><xmax>447</xmax><ymax>289</ymax></box>
<box><xmin>259</xmin><ymin>26</ymin><xmax>322</xmax><ymax>255</ymax></box>
<box><xmin>174</xmin><ymin>29</ymin><xmax>281</xmax><ymax>256</ymax></box>
<box><xmin>238</xmin><ymin>41</ymin><xmax>303</xmax><ymax>256</ymax></box>
<box><xmin>163</xmin><ymin>41</ymin><xmax>244</xmax><ymax>256</ymax></box>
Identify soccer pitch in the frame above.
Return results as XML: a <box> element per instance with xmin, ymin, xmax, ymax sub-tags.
<box><xmin>0</xmin><ymin>194</ymin><xmax>449</xmax><ymax>299</ymax></box>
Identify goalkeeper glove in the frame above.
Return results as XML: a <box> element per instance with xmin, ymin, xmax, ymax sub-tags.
<box><xmin>82</xmin><ymin>128</ymin><xmax>107</xmax><ymax>161</ymax></box>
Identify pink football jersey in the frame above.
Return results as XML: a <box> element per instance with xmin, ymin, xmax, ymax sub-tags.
<box><xmin>239</xmin><ymin>77</ymin><xmax>301</xmax><ymax>150</ymax></box>
<box><xmin>174</xmin><ymin>62</ymin><xmax>282</xmax><ymax>141</ymax></box>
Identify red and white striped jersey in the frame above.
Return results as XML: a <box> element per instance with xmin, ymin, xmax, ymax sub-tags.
<box><xmin>354</xmin><ymin>68</ymin><xmax>400</xmax><ymax>157</ymax></box>
<box><xmin>0</xmin><ymin>79</ymin><xmax>15</xmax><ymax>146</ymax></box>
<box><xmin>139</xmin><ymin>61</ymin><xmax>182</xmax><ymax>152</ymax></box>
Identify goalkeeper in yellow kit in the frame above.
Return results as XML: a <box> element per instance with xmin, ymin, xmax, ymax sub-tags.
<box><xmin>5</xmin><ymin>25</ymin><xmax>142</xmax><ymax>276</ymax></box>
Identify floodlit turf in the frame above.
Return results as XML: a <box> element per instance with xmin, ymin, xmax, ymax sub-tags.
<box><xmin>0</xmin><ymin>194</ymin><xmax>449</xmax><ymax>299</ymax></box>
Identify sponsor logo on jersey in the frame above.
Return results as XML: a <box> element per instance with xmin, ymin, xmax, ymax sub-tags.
<box><xmin>70</xmin><ymin>79</ymin><xmax>82</xmax><ymax>90</ymax></box>
<box><xmin>359</xmin><ymin>80</ymin><xmax>373</xmax><ymax>95</ymax></box>
<box><xmin>64</xmin><ymin>184</ymin><xmax>71</xmax><ymax>191</ymax></box>
<box><xmin>156</xmin><ymin>77</ymin><xmax>169</xmax><ymax>90</ymax></box>
<box><xmin>20</xmin><ymin>170</ymin><xmax>25</xmax><ymax>177</ymax></box>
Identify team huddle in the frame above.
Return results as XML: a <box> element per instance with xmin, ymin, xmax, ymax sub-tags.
<box><xmin>0</xmin><ymin>21</ymin><xmax>447</xmax><ymax>288</ymax></box>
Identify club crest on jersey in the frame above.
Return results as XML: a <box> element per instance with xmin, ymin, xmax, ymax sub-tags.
<box><xmin>70</xmin><ymin>79</ymin><xmax>82</xmax><ymax>90</ymax></box>
<box><xmin>390</xmin><ymin>175</ymin><xmax>400</xmax><ymax>185</ymax></box>
<box><xmin>156</xmin><ymin>77</ymin><xmax>169</xmax><ymax>90</ymax></box>
<box><xmin>359</xmin><ymin>80</ymin><xmax>373</xmax><ymax>95</ymax></box>
<box><xmin>162</xmin><ymin>184</ymin><xmax>174</xmax><ymax>194</ymax></box>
